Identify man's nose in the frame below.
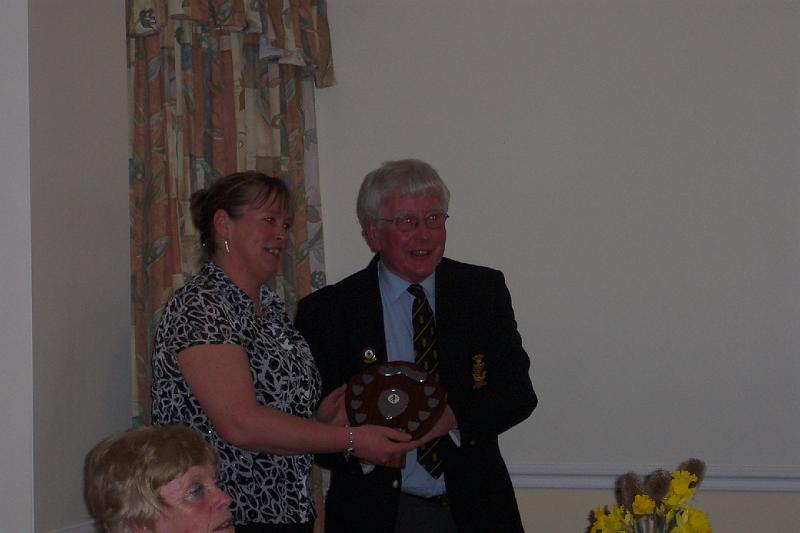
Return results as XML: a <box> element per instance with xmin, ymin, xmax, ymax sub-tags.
<box><xmin>413</xmin><ymin>218</ymin><xmax>432</xmax><ymax>238</ymax></box>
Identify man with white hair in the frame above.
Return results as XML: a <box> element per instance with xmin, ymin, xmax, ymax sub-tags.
<box><xmin>296</xmin><ymin>159</ymin><xmax>537</xmax><ymax>533</ymax></box>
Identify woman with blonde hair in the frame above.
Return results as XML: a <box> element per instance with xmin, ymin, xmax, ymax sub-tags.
<box><xmin>84</xmin><ymin>424</ymin><xmax>233</xmax><ymax>533</ymax></box>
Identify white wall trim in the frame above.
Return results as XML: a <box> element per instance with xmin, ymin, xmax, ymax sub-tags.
<box><xmin>509</xmin><ymin>463</ymin><xmax>800</xmax><ymax>492</ymax></box>
<box><xmin>54</xmin><ymin>521</ymin><xmax>93</xmax><ymax>533</ymax></box>
<box><xmin>49</xmin><ymin>468</ymin><xmax>798</xmax><ymax>532</ymax></box>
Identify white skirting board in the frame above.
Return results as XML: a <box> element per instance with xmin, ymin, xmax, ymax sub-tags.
<box><xmin>509</xmin><ymin>463</ymin><xmax>800</xmax><ymax>492</ymax></box>
<box><xmin>54</xmin><ymin>521</ymin><xmax>93</xmax><ymax>533</ymax></box>
<box><xmin>50</xmin><ymin>465</ymin><xmax>797</xmax><ymax>532</ymax></box>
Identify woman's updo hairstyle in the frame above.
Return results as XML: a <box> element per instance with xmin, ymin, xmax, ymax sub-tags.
<box><xmin>190</xmin><ymin>171</ymin><xmax>291</xmax><ymax>262</ymax></box>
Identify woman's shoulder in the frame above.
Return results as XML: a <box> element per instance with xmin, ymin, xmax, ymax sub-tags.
<box><xmin>166</xmin><ymin>265</ymin><xmax>231</xmax><ymax>312</ymax></box>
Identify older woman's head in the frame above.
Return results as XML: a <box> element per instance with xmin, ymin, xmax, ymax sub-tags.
<box><xmin>84</xmin><ymin>424</ymin><xmax>233</xmax><ymax>533</ymax></box>
<box><xmin>190</xmin><ymin>171</ymin><xmax>292</xmax><ymax>263</ymax></box>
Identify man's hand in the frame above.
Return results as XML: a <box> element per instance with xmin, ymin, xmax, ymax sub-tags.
<box><xmin>419</xmin><ymin>404</ymin><xmax>457</xmax><ymax>445</ymax></box>
<box><xmin>315</xmin><ymin>384</ymin><xmax>347</xmax><ymax>426</ymax></box>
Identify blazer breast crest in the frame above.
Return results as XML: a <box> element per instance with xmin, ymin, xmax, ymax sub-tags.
<box><xmin>472</xmin><ymin>354</ymin><xmax>487</xmax><ymax>389</ymax></box>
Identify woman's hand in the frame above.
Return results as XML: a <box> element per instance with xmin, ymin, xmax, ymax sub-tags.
<box><xmin>350</xmin><ymin>425</ymin><xmax>418</xmax><ymax>465</ymax></box>
<box><xmin>315</xmin><ymin>384</ymin><xmax>347</xmax><ymax>426</ymax></box>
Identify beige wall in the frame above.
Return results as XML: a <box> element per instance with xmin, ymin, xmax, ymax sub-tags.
<box><xmin>29</xmin><ymin>1</ymin><xmax>130</xmax><ymax>531</ymax></box>
<box><xmin>516</xmin><ymin>488</ymin><xmax>800</xmax><ymax>531</ymax></box>
<box><xmin>315</xmin><ymin>1</ymin><xmax>800</xmax><ymax>531</ymax></box>
<box><xmin>0</xmin><ymin>1</ymin><xmax>130</xmax><ymax>531</ymax></box>
<box><xmin>0</xmin><ymin>1</ymin><xmax>34</xmax><ymax>531</ymax></box>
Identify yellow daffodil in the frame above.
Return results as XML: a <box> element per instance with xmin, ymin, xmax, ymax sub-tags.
<box><xmin>590</xmin><ymin>505</ymin><xmax>632</xmax><ymax>533</ymax></box>
<box><xmin>670</xmin><ymin>507</ymin><xmax>712</xmax><ymax>533</ymax></box>
<box><xmin>588</xmin><ymin>462</ymin><xmax>712</xmax><ymax>533</ymax></box>
<box><xmin>610</xmin><ymin>505</ymin><xmax>634</xmax><ymax>531</ymax></box>
<box><xmin>632</xmin><ymin>494</ymin><xmax>656</xmax><ymax>515</ymax></box>
<box><xmin>663</xmin><ymin>470</ymin><xmax>698</xmax><ymax>508</ymax></box>
<box><xmin>590</xmin><ymin>506</ymin><xmax>609</xmax><ymax>533</ymax></box>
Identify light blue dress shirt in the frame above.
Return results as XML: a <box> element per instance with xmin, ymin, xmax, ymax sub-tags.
<box><xmin>377</xmin><ymin>261</ymin><xmax>447</xmax><ymax>497</ymax></box>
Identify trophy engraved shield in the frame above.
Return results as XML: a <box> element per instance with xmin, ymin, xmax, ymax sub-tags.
<box><xmin>346</xmin><ymin>361</ymin><xmax>446</xmax><ymax>440</ymax></box>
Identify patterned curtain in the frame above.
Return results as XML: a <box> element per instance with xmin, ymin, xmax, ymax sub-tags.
<box><xmin>127</xmin><ymin>0</ymin><xmax>334</xmax><ymax>425</ymax></box>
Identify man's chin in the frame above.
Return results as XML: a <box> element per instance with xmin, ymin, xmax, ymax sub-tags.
<box><xmin>406</xmin><ymin>263</ymin><xmax>441</xmax><ymax>283</ymax></box>
<box><xmin>380</xmin><ymin>254</ymin><xmax>443</xmax><ymax>283</ymax></box>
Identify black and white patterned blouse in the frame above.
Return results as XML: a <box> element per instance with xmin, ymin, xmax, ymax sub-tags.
<box><xmin>151</xmin><ymin>262</ymin><xmax>321</xmax><ymax>525</ymax></box>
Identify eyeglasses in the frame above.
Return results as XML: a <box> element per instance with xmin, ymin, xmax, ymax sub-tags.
<box><xmin>379</xmin><ymin>212</ymin><xmax>449</xmax><ymax>232</ymax></box>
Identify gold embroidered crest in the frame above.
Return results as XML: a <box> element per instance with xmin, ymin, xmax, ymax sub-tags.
<box><xmin>472</xmin><ymin>354</ymin><xmax>487</xmax><ymax>389</ymax></box>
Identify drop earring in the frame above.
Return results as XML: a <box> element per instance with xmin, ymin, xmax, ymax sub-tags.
<box><xmin>224</xmin><ymin>239</ymin><xmax>230</xmax><ymax>253</ymax></box>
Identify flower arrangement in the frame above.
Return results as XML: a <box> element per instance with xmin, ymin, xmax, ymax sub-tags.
<box><xmin>587</xmin><ymin>458</ymin><xmax>712</xmax><ymax>533</ymax></box>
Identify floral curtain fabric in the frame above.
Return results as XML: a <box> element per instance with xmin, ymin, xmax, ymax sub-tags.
<box><xmin>127</xmin><ymin>0</ymin><xmax>334</xmax><ymax>425</ymax></box>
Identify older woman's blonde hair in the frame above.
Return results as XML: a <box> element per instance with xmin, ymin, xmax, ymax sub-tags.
<box><xmin>84</xmin><ymin>424</ymin><xmax>220</xmax><ymax>533</ymax></box>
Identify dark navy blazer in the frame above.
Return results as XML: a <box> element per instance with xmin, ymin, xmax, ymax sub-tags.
<box><xmin>295</xmin><ymin>256</ymin><xmax>537</xmax><ymax>533</ymax></box>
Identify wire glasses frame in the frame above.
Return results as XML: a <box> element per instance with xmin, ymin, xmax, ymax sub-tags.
<box><xmin>378</xmin><ymin>212</ymin><xmax>449</xmax><ymax>232</ymax></box>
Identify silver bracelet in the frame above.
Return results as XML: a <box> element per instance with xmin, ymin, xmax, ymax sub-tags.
<box><xmin>344</xmin><ymin>425</ymin><xmax>355</xmax><ymax>459</ymax></box>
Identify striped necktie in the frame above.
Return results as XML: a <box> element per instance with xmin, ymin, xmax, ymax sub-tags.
<box><xmin>408</xmin><ymin>283</ymin><xmax>443</xmax><ymax>478</ymax></box>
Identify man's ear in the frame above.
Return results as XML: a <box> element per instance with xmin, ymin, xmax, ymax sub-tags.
<box><xmin>362</xmin><ymin>220</ymin><xmax>382</xmax><ymax>253</ymax></box>
<box><xmin>212</xmin><ymin>209</ymin><xmax>230</xmax><ymax>239</ymax></box>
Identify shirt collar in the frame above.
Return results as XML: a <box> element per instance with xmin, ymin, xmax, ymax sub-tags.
<box><xmin>377</xmin><ymin>260</ymin><xmax>436</xmax><ymax>303</ymax></box>
<box><xmin>205</xmin><ymin>260</ymin><xmax>274</xmax><ymax>312</ymax></box>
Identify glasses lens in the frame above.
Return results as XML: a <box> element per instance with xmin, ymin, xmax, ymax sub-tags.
<box><xmin>397</xmin><ymin>215</ymin><xmax>418</xmax><ymax>232</ymax></box>
<box><xmin>425</xmin><ymin>213</ymin><xmax>447</xmax><ymax>229</ymax></box>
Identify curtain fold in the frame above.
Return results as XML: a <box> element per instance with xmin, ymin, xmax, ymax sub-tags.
<box><xmin>127</xmin><ymin>0</ymin><xmax>334</xmax><ymax>425</ymax></box>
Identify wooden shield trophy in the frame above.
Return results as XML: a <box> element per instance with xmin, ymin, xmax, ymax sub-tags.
<box><xmin>346</xmin><ymin>361</ymin><xmax>447</xmax><ymax>467</ymax></box>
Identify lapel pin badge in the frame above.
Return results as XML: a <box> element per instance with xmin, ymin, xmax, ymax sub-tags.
<box><xmin>362</xmin><ymin>347</ymin><xmax>377</xmax><ymax>364</ymax></box>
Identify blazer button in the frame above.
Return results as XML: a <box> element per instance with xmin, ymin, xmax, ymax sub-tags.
<box><xmin>469</xmin><ymin>439</ymin><xmax>476</xmax><ymax>446</ymax></box>
<box><xmin>392</xmin><ymin>480</ymin><xmax>399</xmax><ymax>489</ymax></box>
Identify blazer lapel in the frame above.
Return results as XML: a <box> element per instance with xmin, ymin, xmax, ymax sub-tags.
<box><xmin>434</xmin><ymin>259</ymin><xmax>458</xmax><ymax>362</ymax></box>
<box><xmin>349</xmin><ymin>256</ymin><xmax>389</xmax><ymax>366</ymax></box>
